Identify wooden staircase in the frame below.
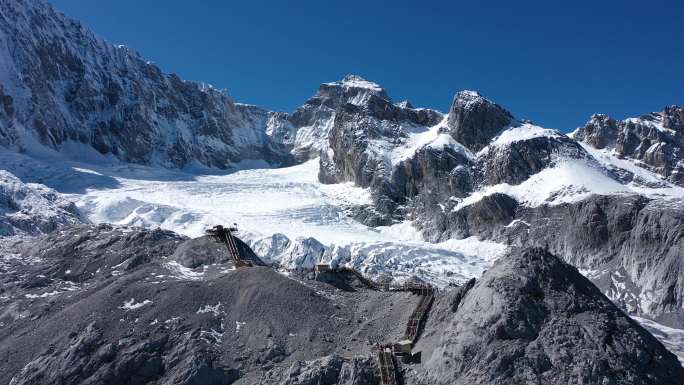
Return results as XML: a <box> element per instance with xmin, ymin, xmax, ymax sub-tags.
<box><xmin>205</xmin><ymin>224</ymin><xmax>253</xmax><ymax>268</ymax></box>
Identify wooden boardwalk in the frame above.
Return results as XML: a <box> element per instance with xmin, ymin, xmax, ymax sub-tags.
<box><xmin>377</xmin><ymin>346</ymin><xmax>399</xmax><ymax>385</ymax></box>
<box><xmin>404</xmin><ymin>285</ymin><xmax>434</xmax><ymax>342</ymax></box>
<box><xmin>319</xmin><ymin>266</ymin><xmax>435</xmax><ymax>385</ymax></box>
<box><xmin>205</xmin><ymin>226</ymin><xmax>433</xmax><ymax>384</ymax></box>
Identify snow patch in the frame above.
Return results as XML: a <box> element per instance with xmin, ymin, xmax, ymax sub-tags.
<box><xmin>25</xmin><ymin>291</ymin><xmax>60</xmax><ymax>299</ymax></box>
<box><xmin>235</xmin><ymin>321</ymin><xmax>246</xmax><ymax>333</ymax></box>
<box><xmin>164</xmin><ymin>261</ymin><xmax>206</xmax><ymax>281</ymax></box>
<box><xmin>328</xmin><ymin>75</ymin><xmax>384</xmax><ymax>93</ymax></box>
<box><xmin>490</xmin><ymin>123</ymin><xmax>564</xmax><ymax>147</ymax></box>
<box><xmin>120</xmin><ymin>298</ymin><xmax>152</xmax><ymax>310</ymax></box>
<box><xmin>632</xmin><ymin>316</ymin><xmax>684</xmax><ymax>364</ymax></box>
<box><xmin>197</xmin><ymin>303</ymin><xmax>224</xmax><ymax>316</ymax></box>
<box><xmin>390</xmin><ymin>117</ymin><xmax>472</xmax><ymax>166</ymax></box>
<box><xmin>454</xmin><ymin>158</ymin><xmax>633</xmax><ymax>210</ymax></box>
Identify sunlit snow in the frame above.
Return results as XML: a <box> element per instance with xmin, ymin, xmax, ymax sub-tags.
<box><xmin>0</xmin><ymin>148</ymin><xmax>506</xmax><ymax>286</ymax></box>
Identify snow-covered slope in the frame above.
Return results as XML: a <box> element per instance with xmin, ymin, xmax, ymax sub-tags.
<box><xmin>0</xmin><ymin>169</ymin><xmax>82</xmax><ymax>236</ymax></box>
<box><xmin>0</xmin><ymin>147</ymin><xmax>506</xmax><ymax>287</ymax></box>
<box><xmin>455</xmin><ymin>156</ymin><xmax>684</xmax><ymax>211</ymax></box>
<box><xmin>0</xmin><ymin>0</ymin><xmax>313</xmax><ymax>169</ymax></box>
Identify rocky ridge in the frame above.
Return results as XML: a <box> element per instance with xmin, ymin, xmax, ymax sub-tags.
<box><xmin>573</xmin><ymin>108</ymin><xmax>684</xmax><ymax>186</ymax></box>
<box><xmin>411</xmin><ymin>247</ymin><xmax>683</xmax><ymax>385</ymax></box>
<box><xmin>0</xmin><ymin>0</ymin><xmax>299</xmax><ymax>168</ymax></box>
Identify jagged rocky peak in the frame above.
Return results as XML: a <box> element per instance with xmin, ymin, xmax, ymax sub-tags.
<box><xmin>285</xmin><ymin>75</ymin><xmax>393</xmax><ymax>161</ymax></box>
<box><xmin>662</xmin><ymin>105</ymin><xmax>684</xmax><ymax>132</ymax></box>
<box><xmin>574</xmin><ymin>105</ymin><xmax>684</xmax><ymax>186</ymax></box>
<box><xmin>443</xmin><ymin>90</ymin><xmax>515</xmax><ymax>152</ymax></box>
<box><xmin>572</xmin><ymin>113</ymin><xmax>620</xmax><ymax>149</ymax></box>
<box><xmin>313</xmin><ymin>74</ymin><xmax>391</xmax><ymax>108</ymax></box>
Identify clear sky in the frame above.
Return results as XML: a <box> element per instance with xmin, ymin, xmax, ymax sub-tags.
<box><xmin>51</xmin><ymin>0</ymin><xmax>683</xmax><ymax>132</ymax></box>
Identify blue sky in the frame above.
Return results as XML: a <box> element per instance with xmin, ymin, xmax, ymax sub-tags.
<box><xmin>51</xmin><ymin>0</ymin><xmax>683</xmax><ymax>132</ymax></box>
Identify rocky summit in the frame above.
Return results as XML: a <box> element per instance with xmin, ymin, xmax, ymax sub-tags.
<box><xmin>1</xmin><ymin>0</ymin><xmax>684</xmax><ymax>384</ymax></box>
<box><xmin>412</xmin><ymin>247</ymin><xmax>683</xmax><ymax>385</ymax></box>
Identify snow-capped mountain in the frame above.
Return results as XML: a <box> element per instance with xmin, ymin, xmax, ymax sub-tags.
<box><xmin>572</xmin><ymin>107</ymin><xmax>684</xmax><ymax>186</ymax></box>
<box><xmin>1</xmin><ymin>0</ymin><xmax>446</xmax><ymax>170</ymax></box>
<box><xmin>2</xmin><ymin>0</ymin><xmax>684</xmax><ymax>381</ymax></box>
<box><xmin>2</xmin><ymin>0</ymin><xmax>684</xmax><ymax>328</ymax></box>
<box><xmin>318</xmin><ymin>82</ymin><xmax>684</xmax><ymax>327</ymax></box>
<box><xmin>0</xmin><ymin>0</ymin><xmax>301</xmax><ymax>168</ymax></box>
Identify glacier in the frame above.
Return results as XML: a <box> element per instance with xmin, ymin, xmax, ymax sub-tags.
<box><xmin>0</xmin><ymin>146</ymin><xmax>507</xmax><ymax>287</ymax></box>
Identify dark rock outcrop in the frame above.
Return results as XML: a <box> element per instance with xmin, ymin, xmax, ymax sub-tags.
<box><xmin>412</xmin><ymin>247</ymin><xmax>684</xmax><ymax>385</ymax></box>
<box><xmin>426</xmin><ymin>192</ymin><xmax>684</xmax><ymax>327</ymax></box>
<box><xmin>474</xmin><ymin>133</ymin><xmax>588</xmax><ymax>185</ymax></box>
<box><xmin>515</xmin><ymin>196</ymin><xmax>684</xmax><ymax>327</ymax></box>
<box><xmin>442</xmin><ymin>90</ymin><xmax>514</xmax><ymax>152</ymax></box>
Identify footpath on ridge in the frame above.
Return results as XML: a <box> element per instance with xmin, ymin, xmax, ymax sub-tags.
<box><xmin>209</xmin><ymin>224</ymin><xmax>436</xmax><ymax>385</ymax></box>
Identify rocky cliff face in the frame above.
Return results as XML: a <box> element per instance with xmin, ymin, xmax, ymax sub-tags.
<box><xmin>573</xmin><ymin>107</ymin><xmax>684</xmax><ymax>186</ymax></box>
<box><xmin>315</xmin><ymin>76</ymin><xmax>445</xmax><ymax>224</ymax></box>
<box><xmin>420</xmin><ymin>192</ymin><xmax>684</xmax><ymax>325</ymax></box>
<box><xmin>0</xmin><ymin>0</ymin><xmax>300</xmax><ymax>168</ymax></box>
<box><xmin>442</xmin><ymin>90</ymin><xmax>514</xmax><ymax>152</ymax></box>
<box><xmin>318</xmin><ymin>78</ymin><xmax>684</xmax><ymax>327</ymax></box>
<box><xmin>412</xmin><ymin>247</ymin><xmax>684</xmax><ymax>385</ymax></box>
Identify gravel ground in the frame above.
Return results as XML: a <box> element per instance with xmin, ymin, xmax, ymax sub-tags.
<box><xmin>0</xmin><ymin>224</ymin><xmax>419</xmax><ymax>385</ymax></box>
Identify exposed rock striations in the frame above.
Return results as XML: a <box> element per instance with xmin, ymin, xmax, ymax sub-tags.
<box><xmin>442</xmin><ymin>90</ymin><xmax>514</xmax><ymax>152</ymax></box>
<box><xmin>0</xmin><ymin>0</ymin><xmax>297</xmax><ymax>168</ymax></box>
<box><xmin>412</xmin><ymin>247</ymin><xmax>684</xmax><ymax>385</ymax></box>
<box><xmin>573</xmin><ymin>107</ymin><xmax>684</xmax><ymax>186</ymax></box>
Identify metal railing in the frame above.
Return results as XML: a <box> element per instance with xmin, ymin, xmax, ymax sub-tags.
<box><xmin>205</xmin><ymin>224</ymin><xmax>253</xmax><ymax>267</ymax></box>
<box><xmin>318</xmin><ymin>267</ymin><xmax>434</xmax><ymax>385</ymax></box>
<box><xmin>377</xmin><ymin>346</ymin><xmax>399</xmax><ymax>385</ymax></box>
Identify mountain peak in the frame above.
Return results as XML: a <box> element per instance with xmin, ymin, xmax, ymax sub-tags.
<box><xmin>315</xmin><ymin>75</ymin><xmax>391</xmax><ymax>106</ymax></box>
<box><xmin>338</xmin><ymin>74</ymin><xmax>384</xmax><ymax>91</ymax></box>
<box><xmin>454</xmin><ymin>89</ymin><xmax>482</xmax><ymax>101</ymax></box>
<box><xmin>663</xmin><ymin>105</ymin><xmax>684</xmax><ymax>132</ymax></box>
<box><xmin>321</xmin><ymin>74</ymin><xmax>388</xmax><ymax>96</ymax></box>
<box><xmin>443</xmin><ymin>90</ymin><xmax>514</xmax><ymax>152</ymax></box>
<box><xmin>415</xmin><ymin>247</ymin><xmax>684</xmax><ymax>384</ymax></box>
